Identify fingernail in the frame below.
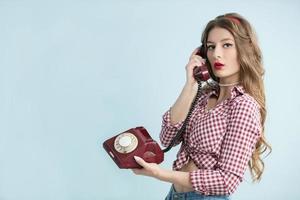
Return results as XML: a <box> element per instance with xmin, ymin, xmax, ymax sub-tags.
<box><xmin>134</xmin><ymin>156</ymin><xmax>139</xmax><ymax>160</ymax></box>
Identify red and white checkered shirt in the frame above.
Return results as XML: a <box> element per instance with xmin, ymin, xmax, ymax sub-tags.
<box><xmin>160</xmin><ymin>85</ymin><xmax>261</xmax><ymax>196</ymax></box>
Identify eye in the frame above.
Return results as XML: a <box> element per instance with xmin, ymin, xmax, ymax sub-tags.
<box><xmin>207</xmin><ymin>45</ymin><xmax>215</xmax><ymax>51</ymax></box>
<box><xmin>223</xmin><ymin>43</ymin><xmax>233</xmax><ymax>48</ymax></box>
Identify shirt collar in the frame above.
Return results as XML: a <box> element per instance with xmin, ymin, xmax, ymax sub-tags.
<box><xmin>230</xmin><ymin>85</ymin><xmax>245</xmax><ymax>98</ymax></box>
<box><xmin>208</xmin><ymin>84</ymin><xmax>245</xmax><ymax>99</ymax></box>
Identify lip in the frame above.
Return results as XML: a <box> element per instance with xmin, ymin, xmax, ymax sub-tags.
<box><xmin>214</xmin><ymin>61</ymin><xmax>224</xmax><ymax>70</ymax></box>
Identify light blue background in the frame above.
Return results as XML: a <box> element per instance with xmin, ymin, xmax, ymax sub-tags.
<box><xmin>1</xmin><ymin>0</ymin><xmax>299</xmax><ymax>199</ymax></box>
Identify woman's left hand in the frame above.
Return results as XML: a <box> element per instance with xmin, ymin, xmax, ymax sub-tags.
<box><xmin>132</xmin><ymin>156</ymin><xmax>191</xmax><ymax>189</ymax></box>
<box><xmin>132</xmin><ymin>156</ymin><xmax>164</xmax><ymax>180</ymax></box>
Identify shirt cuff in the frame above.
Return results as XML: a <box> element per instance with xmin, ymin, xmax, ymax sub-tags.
<box><xmin>190</xmin><ymin>170</ymin><xmax>208</xmax><ymax>195</ymax></box>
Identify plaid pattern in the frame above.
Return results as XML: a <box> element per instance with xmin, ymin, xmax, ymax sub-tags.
<box><xmin>160</xmin><ymin>85</ymin><xmax>261</xmax><ymax>195</ymax></box>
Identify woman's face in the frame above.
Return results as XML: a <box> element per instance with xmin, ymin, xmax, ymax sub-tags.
<box><xmin>206</xmin><ymin>27</ymin><xmax>240</xmax><ymax>83</ymax></box>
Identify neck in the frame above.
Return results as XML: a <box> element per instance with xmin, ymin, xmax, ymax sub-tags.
<box><xmin>217</xmin><ymin>76</ymin><xmax>240</xmax><ymax>103</ymax></box>
<box><xmin>218</xmin><ymin>81</ymin><xmax>240</xmax><ymax>87</ymax></box>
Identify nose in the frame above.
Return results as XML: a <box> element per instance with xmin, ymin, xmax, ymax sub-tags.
<box><xmin>213</xmin><ymin>45</ymin><xmax>222</xmax><ymax>60</ymax></box>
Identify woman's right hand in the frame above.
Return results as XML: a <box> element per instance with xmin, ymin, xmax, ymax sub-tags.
<box><xmin>169</xmin><ymin>47</ymin><xmax>206</xmax><ymax>123</ymax></box>
<box><xmin>185</xmin><ymin>47</ymin><xmax>206</xmax><ymax>86</ymax></box>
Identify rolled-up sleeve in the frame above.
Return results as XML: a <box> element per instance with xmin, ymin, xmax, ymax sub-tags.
<box><xmin>190</xmin><ymin>98</ymin><xmax>262</xmax><ymax>195</ymax></box>
<box><xmin>159</xmin><ymin>108</ymin><xmax>184</xmax><ymax>147</ymax></box>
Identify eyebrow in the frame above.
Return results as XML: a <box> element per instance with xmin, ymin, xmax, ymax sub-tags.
<box><xmin>206</xmin><ymin>38</ymin><xmax>234</xmax><ymax>44</ymax></box>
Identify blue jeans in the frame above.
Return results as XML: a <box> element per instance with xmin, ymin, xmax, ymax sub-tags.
<box><xmin>165</xmin><ymin>185</ymin><xmax>230</xmax><ymax>200</ymax></box>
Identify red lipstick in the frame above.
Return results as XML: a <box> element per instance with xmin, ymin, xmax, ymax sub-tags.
<box><xmin>214</xmin><ymin>61</ymin><xmax>224</xmax><ymax>70</ymax></box>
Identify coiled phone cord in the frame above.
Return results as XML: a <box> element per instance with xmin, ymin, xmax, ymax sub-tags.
<box><xmin>162</xmin><ymin>81</ymin><xmax>204</xmax><ymax>153</ymax></box>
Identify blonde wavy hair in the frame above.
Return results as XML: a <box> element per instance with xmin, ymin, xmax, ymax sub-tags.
<box><xmin>201</xmin><ymin>13</ymin><xmax>271</xmax><ymax>181</ymax></box>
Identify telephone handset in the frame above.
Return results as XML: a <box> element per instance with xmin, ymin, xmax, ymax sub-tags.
<box><xmin>193</xmin><ymin>45</ymin><xmax>210</xmax><ymax>82</ymax></box>
<box><xmin>102</xmin><ymin>45</ymin><xmax>218</xmax><ymax>169</ymax></box>
<box><xmin>193</xmin><ymin>45</ymin><xmax>218</xmax><ymax>88</ymax></box>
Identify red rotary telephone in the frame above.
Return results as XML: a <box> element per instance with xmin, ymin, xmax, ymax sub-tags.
<box><xmin>103</xmin><ymin>127</ymin><xmax>163</xmax><ymax>168</ymax></box>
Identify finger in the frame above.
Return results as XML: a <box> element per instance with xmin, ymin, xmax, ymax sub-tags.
<box><xmin>189</xmin><ymin>47</ymin><xmax>201</xmax><ymax>60</ymax></box>
<box><xmin>134</xmin><ymin>156</ymin><xmax>147</xmax><ymax>167</ymax></box>
<box><xmin>190</xmin><ymin>55</ymin><xmax>206</xmax><ymax>64</ymax></box>
<box><xmin>132</xmin><ymin>169</ymin><xmax>142</xmax><ymax>175</ymax></box>
<box><xmin>186</xmin><ymin>61</ymin><xmax>203</xmax><ymax>70</ymax></box>
<box><xmin>132</xmin><ymin>168</ymin><xmax>150</xmax><ymax>177</ymax></box>
<box><xmin>191</xmin><ymin>47</ymin><xmax>201</xmax><ymax>56</ymax></box>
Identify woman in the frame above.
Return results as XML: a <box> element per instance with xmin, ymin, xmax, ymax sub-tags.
<box><xmin>132</xmin><ymin>13</ymin><xmax>271</xmax><ymax>199</ymax></box>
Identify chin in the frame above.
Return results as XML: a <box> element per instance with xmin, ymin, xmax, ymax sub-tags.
<box><xmin>214</xmin><ymin>69</ymin><xmax>238</xmax><ymax>77</ymax></box>
<box><xmin>212</xmin><ymin>71</ymin><xmax>225</xmax><ymax>78</ymax></box>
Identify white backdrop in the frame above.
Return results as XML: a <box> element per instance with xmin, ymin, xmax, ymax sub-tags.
<box><xmin>1</xmin><ymin>0</ymin><xmax>299</xmax><ymax>199</ymax></box>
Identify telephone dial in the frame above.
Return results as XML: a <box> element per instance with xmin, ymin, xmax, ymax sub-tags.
<box><xmin>103</xmin><ymin>45</ymin><xmax>218</xmax><ymax>169</ymax></box>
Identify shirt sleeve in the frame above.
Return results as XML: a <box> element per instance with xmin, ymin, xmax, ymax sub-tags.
<box><xmin>190</xmin><ymin>98</ymin><xmax>262</xmax><ymax>195</ymax></box>
<box><xmin>159</xmin><ymin>108</ymin><xmax>185</xmax><ymax>147</ymax></box>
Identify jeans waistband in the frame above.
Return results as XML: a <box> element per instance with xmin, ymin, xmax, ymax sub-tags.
<box><xmin>165</xmin><ymin>185</ymin><xmax>230</xmax><ymax>200</ymax></box>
